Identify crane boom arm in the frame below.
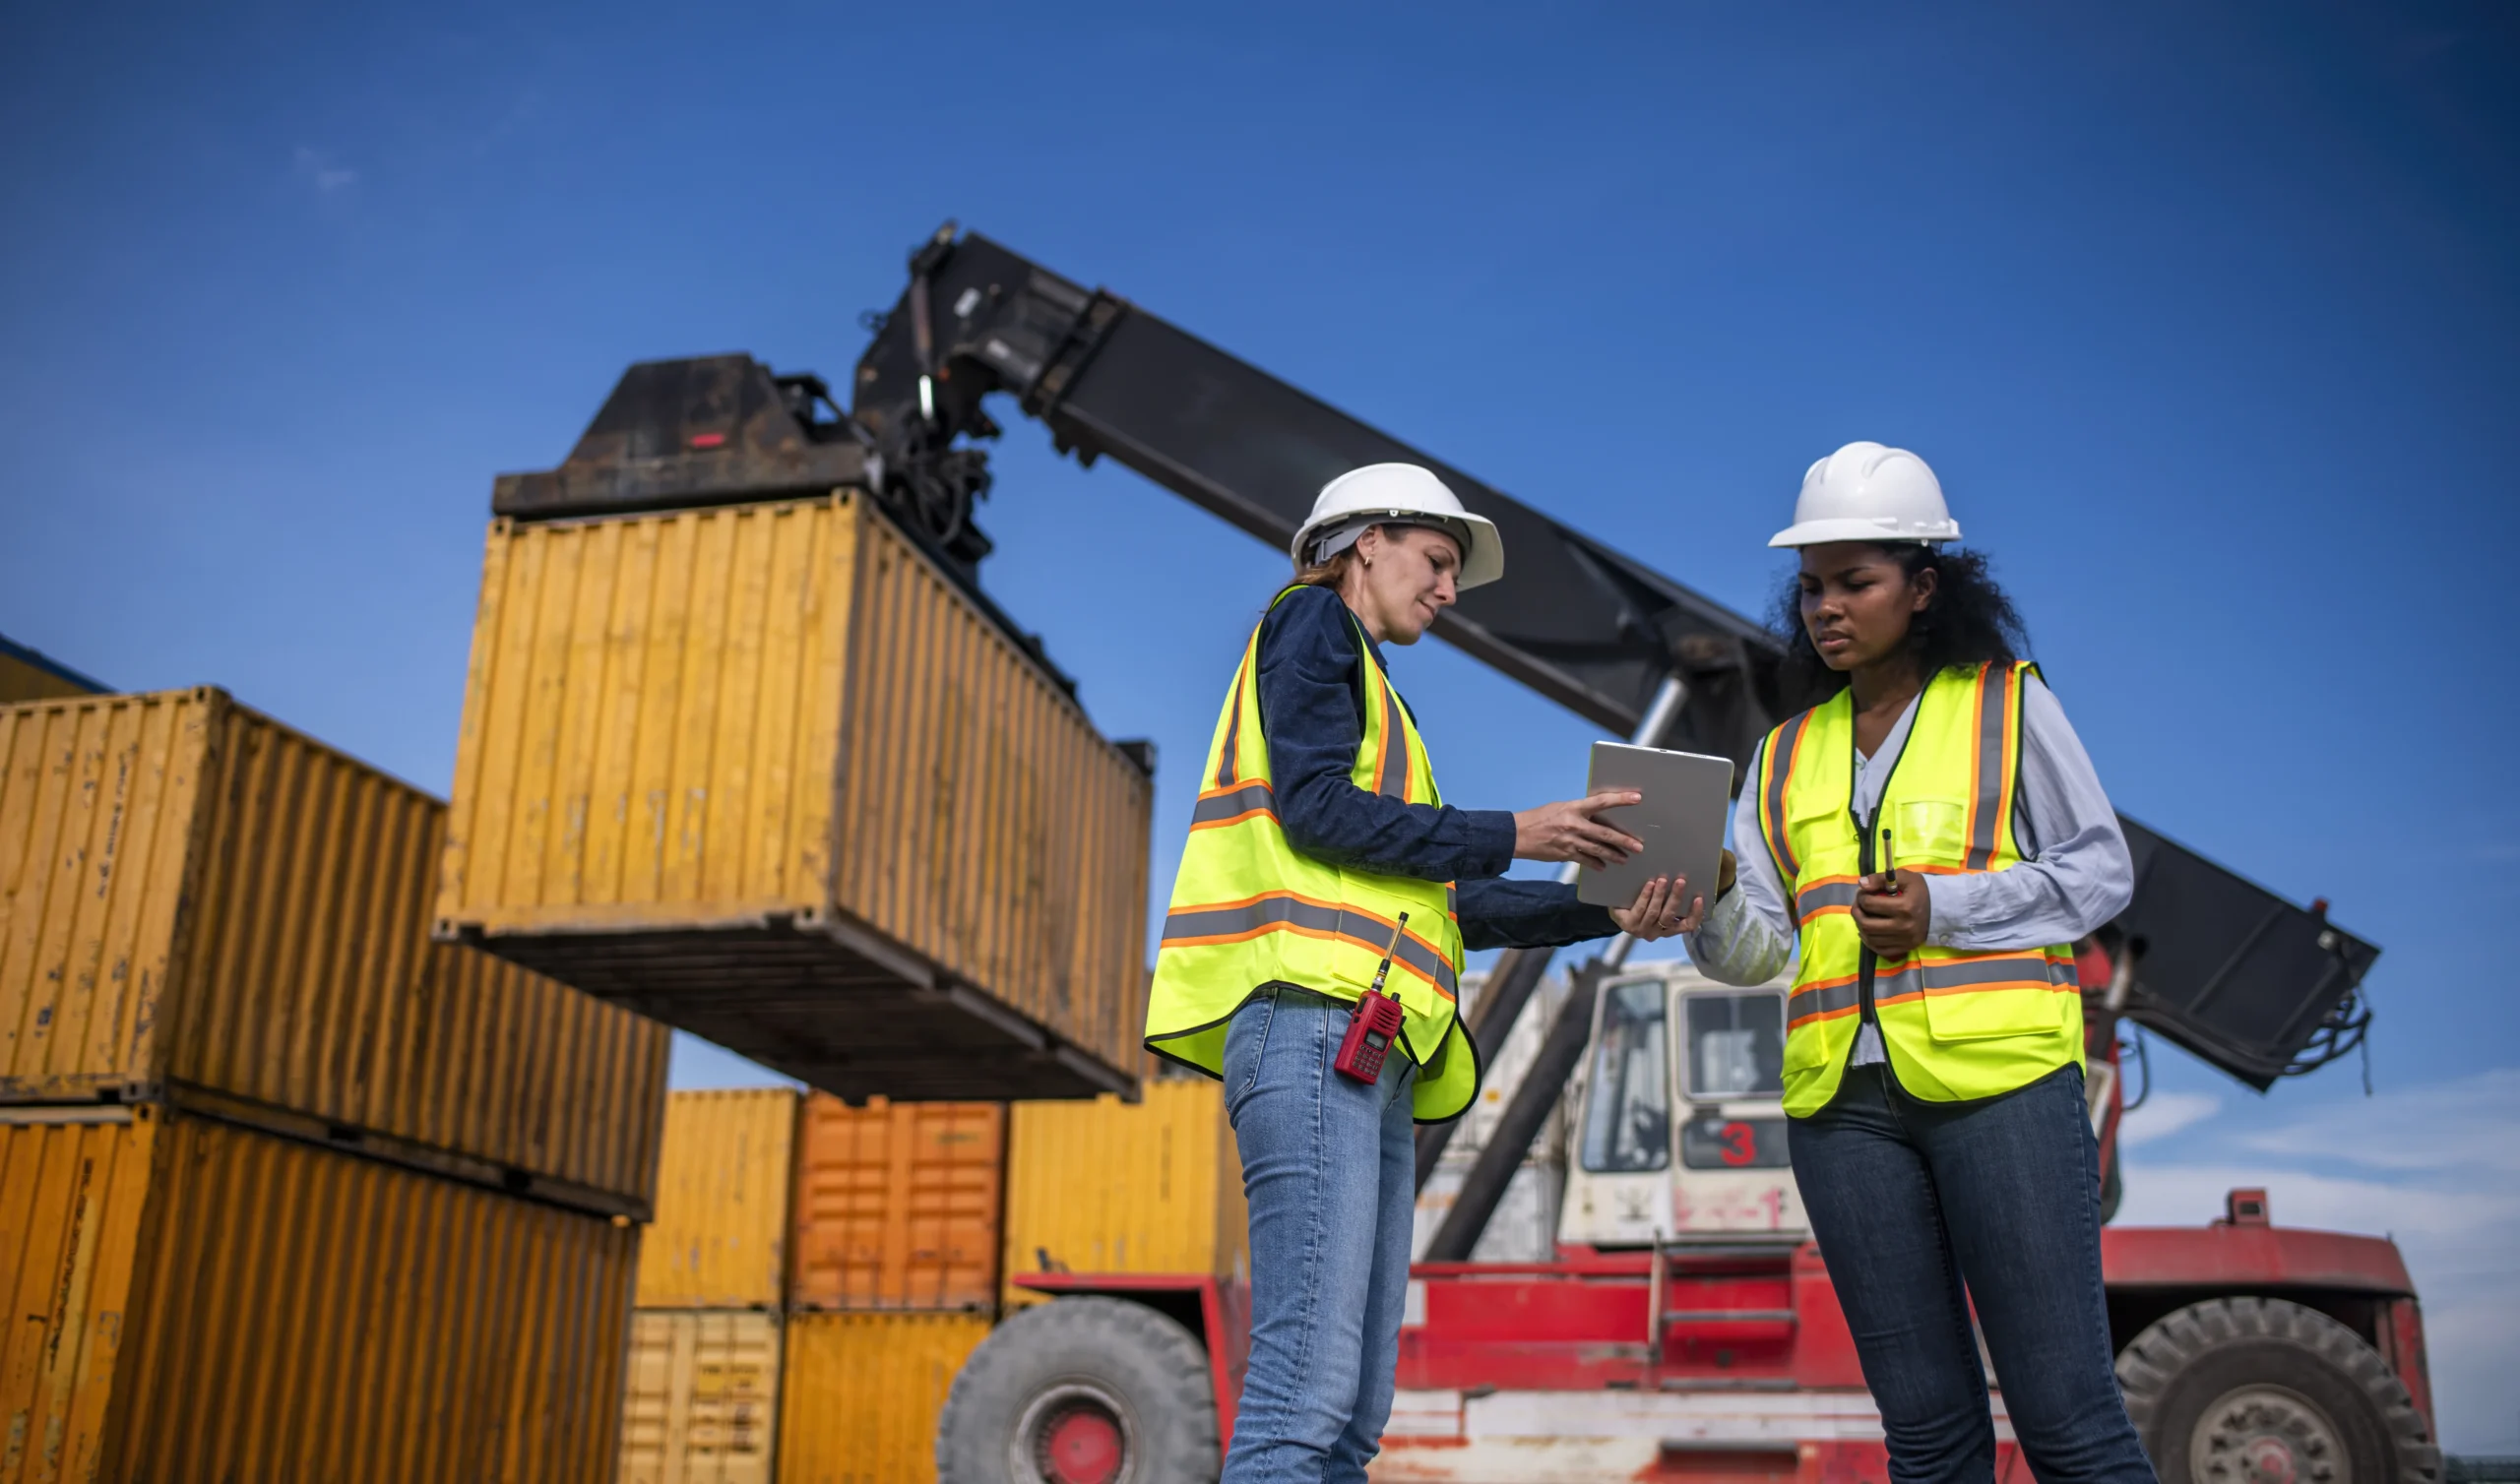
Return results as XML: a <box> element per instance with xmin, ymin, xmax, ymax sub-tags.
<box><xmin>850</xmin><ymin>229</ymin><xmax>1785</xmax><ymax>766</ymax></box>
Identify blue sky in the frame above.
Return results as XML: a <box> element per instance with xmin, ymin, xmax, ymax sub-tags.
<box><xmin>5</xmin><ymin>1</ymin><xmax>2514</xmax><ymax>1450</ymax></box>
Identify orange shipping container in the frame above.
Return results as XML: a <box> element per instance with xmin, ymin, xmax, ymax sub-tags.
<box><xmin>790</xmin><ymin>1094</ymin><xmax>1001</xmax><ymax>1312</ymax></box>
<box><xmin>1000</xmin><ymin>1078</ymin><xmax>1248</xmax><ymax>1312</ymax></box>
<box><xmin>639</xmin><ymin>1089</ymin><xmax>801</xmax><ymax>1310</ymax></box>
<box><xmin>0</xmin><ymin>1105</ymin><xmax>636</xmax><ymax>1483</ymax></box>
<box><xmin>432</xmin><ymin>494</ymin><xmax>1153</xmax><ymax>1101</ymax></box>
<box><xmin>0</xmin><ymin>690</ymin><xmax>669</xmax><ymax>1210</ymax></box>
<box><xmin>775</xmin><ymin>1313</ymin><xmax>990</xmax><ymax>1484</ymax></box>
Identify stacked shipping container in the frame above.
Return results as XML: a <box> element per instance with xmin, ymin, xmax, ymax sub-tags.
<box><xmin>999</xmin><ymin>1078</ymin><xmax>1248</xmax><ymax>1311</ymax></box>
<box><xmin>624</xmin><ymin>1078</ymin><xmax>1255</xmax><ymax>1479</ymax></box>
<box><xmin>622</xmin><ymin>1088</ymin><xmax>797</xmax><ymax>1484</ymax></box>
<box><xmin>0</xmin><ymin>631</ymin><xmax>104</xmax><ymax>705</ymax></box>
<box><xmin>624</xmin><ymin>1089</ymin><xmax>1010</xmax><ymax>1484</ymax></box>
<box><xmin>790</xmin><ymin>1094</ymin><xmax>1003</xmax><ymax>1313</ymax></box>
<box><xmin>0</xmin><ymin>689</ymin><xmax>670</xmax><ymax>1479</ymax></box>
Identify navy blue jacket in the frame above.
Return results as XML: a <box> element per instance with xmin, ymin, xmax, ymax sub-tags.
<box><xmin>1255</xmin><ymin>585</ymin><xmax>1619</xmax><ymax>952</ymax></box>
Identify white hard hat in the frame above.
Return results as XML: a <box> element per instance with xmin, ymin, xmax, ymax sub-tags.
<box><xmin>1768</xmin><ymin>442</ymin><xmax>1961</xmax><ymax>548</ymax></box>
<box><xmin>1291</xmin><ymin>464</ymin><xmax>1504</xmax><ymax>588</ymax></box>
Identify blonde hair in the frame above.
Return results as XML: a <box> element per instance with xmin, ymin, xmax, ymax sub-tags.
<box><xmin>1292</xmin><ymin>547</ymin><xmax>1360</xmax><ymax>590</ymax></box>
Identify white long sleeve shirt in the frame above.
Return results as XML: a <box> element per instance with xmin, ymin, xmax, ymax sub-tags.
<box><xmin>1685</xmin><ymin>675</ymin><xmax>2133</xmax><ymax>1064</ymax></box>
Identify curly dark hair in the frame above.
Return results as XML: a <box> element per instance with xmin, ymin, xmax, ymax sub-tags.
<box><xmin>1771</xmin><ymin>544</ymin><xmax>2031</xmax><ymax>700</ymax></box>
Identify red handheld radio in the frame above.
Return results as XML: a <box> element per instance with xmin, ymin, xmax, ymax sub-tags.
<box><xmin>1334</xmin><ymin>913</ymin><xmax>1411</xmax><ymax>1083</ymax></box>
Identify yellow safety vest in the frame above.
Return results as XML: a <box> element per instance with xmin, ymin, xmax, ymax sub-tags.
<box><xmin>1755</xmin><ymin>660</ymin><xmax>2084</xmax><ymax>1117</ymax></box>
<box><xmin>1144</xmin><ymin>587</ymin><xmax>1480</xmax><ymax>1122</ymax></box>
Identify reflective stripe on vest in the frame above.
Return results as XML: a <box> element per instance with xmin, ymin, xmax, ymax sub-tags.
<box><xmin>1755</xmin><ymin>661</ymin><xmax>2084</xmax><ymax>1116</ymax></box>
<box><xmin>1143</xmin><ymin>587</ymin><xmax>1479</xmax><ymax>1122</ymax></box>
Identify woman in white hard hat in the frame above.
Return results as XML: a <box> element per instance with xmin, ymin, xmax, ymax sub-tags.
<box><xmin>1146</xmin><ymin>463</ymin><xmax>1704</xmax><ymax>1483</ymax></box>
<box><xmin>1688</xmin><ymin>442</ymin><xmax>2155</xmax><ymax>1484</ymax></box>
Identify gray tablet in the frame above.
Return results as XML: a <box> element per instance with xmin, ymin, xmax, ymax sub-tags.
<box><xmin>1576</xmin><ymin>742</ymin><xmax>1736</xmax><ymax>912</ymax></box>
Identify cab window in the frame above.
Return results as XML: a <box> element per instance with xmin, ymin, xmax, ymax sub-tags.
<box><xmin>1578</xmin><ymin>978</ymin><xmax>1670</xmax><ymax>1173</ymax></box>
<box><xmin>1682</xmin><ymin>992</ymin><xmax>1786</xmax><ymax>1100</ymax></box>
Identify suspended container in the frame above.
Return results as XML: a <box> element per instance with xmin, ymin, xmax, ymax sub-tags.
<box><xmin>433</xmin><ymin>492</ymin><xmax>1154</xmax><ymax>1101</ymax></box>
<box><xmin>619</xmin><ymin>1310</ymin><xmax>783</xmax><ymax>1484</ymax></box>
<box><xmin>639</xmin><ymin>1089</ymin><xmax>803</xmax><ymax>1310</ymax></box>
<box><xmin>0</xmin><ymin>1105</ymin><xmax>636</xmax><ymax>1483</ymax></box>
<box><xmin>999</xmin><ymin>1078</ymin><xmax>1248</xmax><ymax>1312</ymax></box>
<box><xmin>775</xmin><ymin>1312</ymin><xmax>991</xmax><ymax>1484</ymax></box>
<box><xmin>0</xmin><ymin>689</ymin><xmax>669</xmax><ymax>1213</ymax></box>
<box><xmin>788</xmin><ymin>1093</ymin><xmax>1002</xmax><ymax>1313</ymax></box>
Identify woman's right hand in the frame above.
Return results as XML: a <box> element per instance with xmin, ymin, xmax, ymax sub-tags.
<box><xmin>1512</xmin><ymin>791</ymin><xmax>1645</xmax><ymax>869</ymax></box>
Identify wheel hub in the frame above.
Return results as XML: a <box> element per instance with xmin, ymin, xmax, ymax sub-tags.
<box><xmin>1013</xmin><ymin>1381</ymin><xmax>1136</xmax><ymax>1484</ymax></box>
<box><xmin>2189</xmin><ymin>1385</ymin><xmax>2348</xmax><ymax>1484</ymax></box>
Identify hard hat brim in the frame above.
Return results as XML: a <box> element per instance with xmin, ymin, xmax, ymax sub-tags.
<box><xmin>1767</xmin><ymin>516</ymin><xmax>1961</xmax><ymax>549</ymax></box>
<box><xmin>1454</xmin><ymin>513</ymin><xmax>1503</xmax><ymax>588</ymax></box>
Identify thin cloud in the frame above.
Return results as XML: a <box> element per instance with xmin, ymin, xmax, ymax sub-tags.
<box><xmin>2239</xmin><ymin>1067</ymin><xmax>2520</xmax><ymax>1176</ymax></box>
<box><xmin>2117</xmin><ymin>1089</ymin><xmax>2220</xmax><ymax>1146</ymax></box>
<box><xmin>292</xmin><ymin>146</ymin><xmax>358</xmax><ymax>193</ymax></box>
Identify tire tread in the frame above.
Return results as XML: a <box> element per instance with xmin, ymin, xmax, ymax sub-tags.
<box><xmin>2115</xmin><ymin>1297</ymin><xmax>2439</xmax><ymax>1484</ymax></box>
<box><xmin>937</xmin><ymin>1296</ymin><xmax>1221</xmax><ymax>1483</ymax></box>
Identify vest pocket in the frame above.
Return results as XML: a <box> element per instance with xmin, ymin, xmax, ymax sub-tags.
<box><xmin>1893</xmin><ymin>798</ymin><xmax>1968</xmax><ymax>866</ymax></box>
<box><xmin>1922</xmin><ymin>984</ymin><xmax>2068</xmax><ymax>1043</ymax></box>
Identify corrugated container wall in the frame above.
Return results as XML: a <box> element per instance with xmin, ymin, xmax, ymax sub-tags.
<box><xmin>432</xmin><ymin>495</ymin><xmax>1154</xmax><ymax>1100</ymax></box>
<box><xmin>1000</xmin><ymin>1079</ymin><xmax>1247</xmax><ymax>1311</ymax></box>
<box><xmin>638</xmin><ymin>1089</ymin><xmax>800</xmax><ymax>1310</ymax></box>
<box><xmin>789</xmin><ymin>1094</ymin><xmax>1001</xmax><ymax>1312</ymax></box>
<box><xmin>775</xmin><ymin>1313</ymin><xmax>989</xmax><ymax>1484</ymax></box>
<box><xmin>619</xmin><ymin>1310</ymin><xmax>782</xmax><ymax>1484</ymax></box>
<box><xmin>0</xmin><ymin>1106</ymin><xmax>636</xmax><ymax>1483</ymax></box>
<box><xmin>0</xmin><ymin>690</ymin><xmax>670</xmax><ymax>1210</ymax></box>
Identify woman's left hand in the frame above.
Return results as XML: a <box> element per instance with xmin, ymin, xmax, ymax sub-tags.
<box><xmin>1611</xmin><ymin>875</ymin><xmax>1705</xmax><ymax>942</ymax></box>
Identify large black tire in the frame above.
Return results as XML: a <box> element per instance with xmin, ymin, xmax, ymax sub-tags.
<box><xmin>936</xmin><ymin>1296</ymin><xmax>1221</xmax><ymax>1484</ymax></box>
<box><xmin>2116</xmin><ymin>1298</ymin><xmax>2440</xmax><ymax>1484</ymax></box>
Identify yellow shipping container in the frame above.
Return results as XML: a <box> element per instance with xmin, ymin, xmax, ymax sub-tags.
<box><xmin>0</xmin><ymin>1105</ymin><xmax>636</xmax><ymax>1482</ymax></box>
<box><xmin>0</xmin><ymin>634</ymin><xmax>102</xmax><ymax>706</ymax></box>
<box><xmin>0</xmin><ymin>690</ymin><xmax>669</xmax><ymax>1210</ymax></box>
<box><xmin>1001</xmin><ymin>1079</ymin><xmax>1248</xmax><ymax>1310</ymax></box>
<box><xmin>433</xmin><ymin>493</ymin><xmax>1153</xmax><ymax>1101</ymax></box>
<box><xmin>776</xmin><ymin>1312</ymin><xmax>990</xmax><ymax>1484</ymax></box>
<box><xmin>640</xmin><ymin>1089</ymin><xmax>800</xmax><ymax>1309</ymax></box>
<box><xmin>620</xmin><ymin>1310</ymin><xmax>782</xmax><ymax>1484</ymax></box>
<box><xmin>789</xmin><ymin>1094</ymin><xmax>1001</xmax><ymax>1313</ymax></box>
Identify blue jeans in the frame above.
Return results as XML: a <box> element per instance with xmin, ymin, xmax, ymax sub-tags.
<box><xmin>1791</xmin><ymin>1061</ymin><xmax>2156</xmax><ymax>1484</ymax></box>
<box><xmin>1220</xmin><ymin>986</ymin><xmax>1418</xmax><ymax>1484</ymax></box>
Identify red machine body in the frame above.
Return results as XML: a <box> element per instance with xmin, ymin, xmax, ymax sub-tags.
<box><xmin>1009</xmin><ymin>942</ymin><xmax>2435</xmax><ymax>1483</ymax></box>
<box><xmin>1016</xmin><ymin>1213</ymin><xmax>2429</xmax><ymax>1483</ymax></box>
